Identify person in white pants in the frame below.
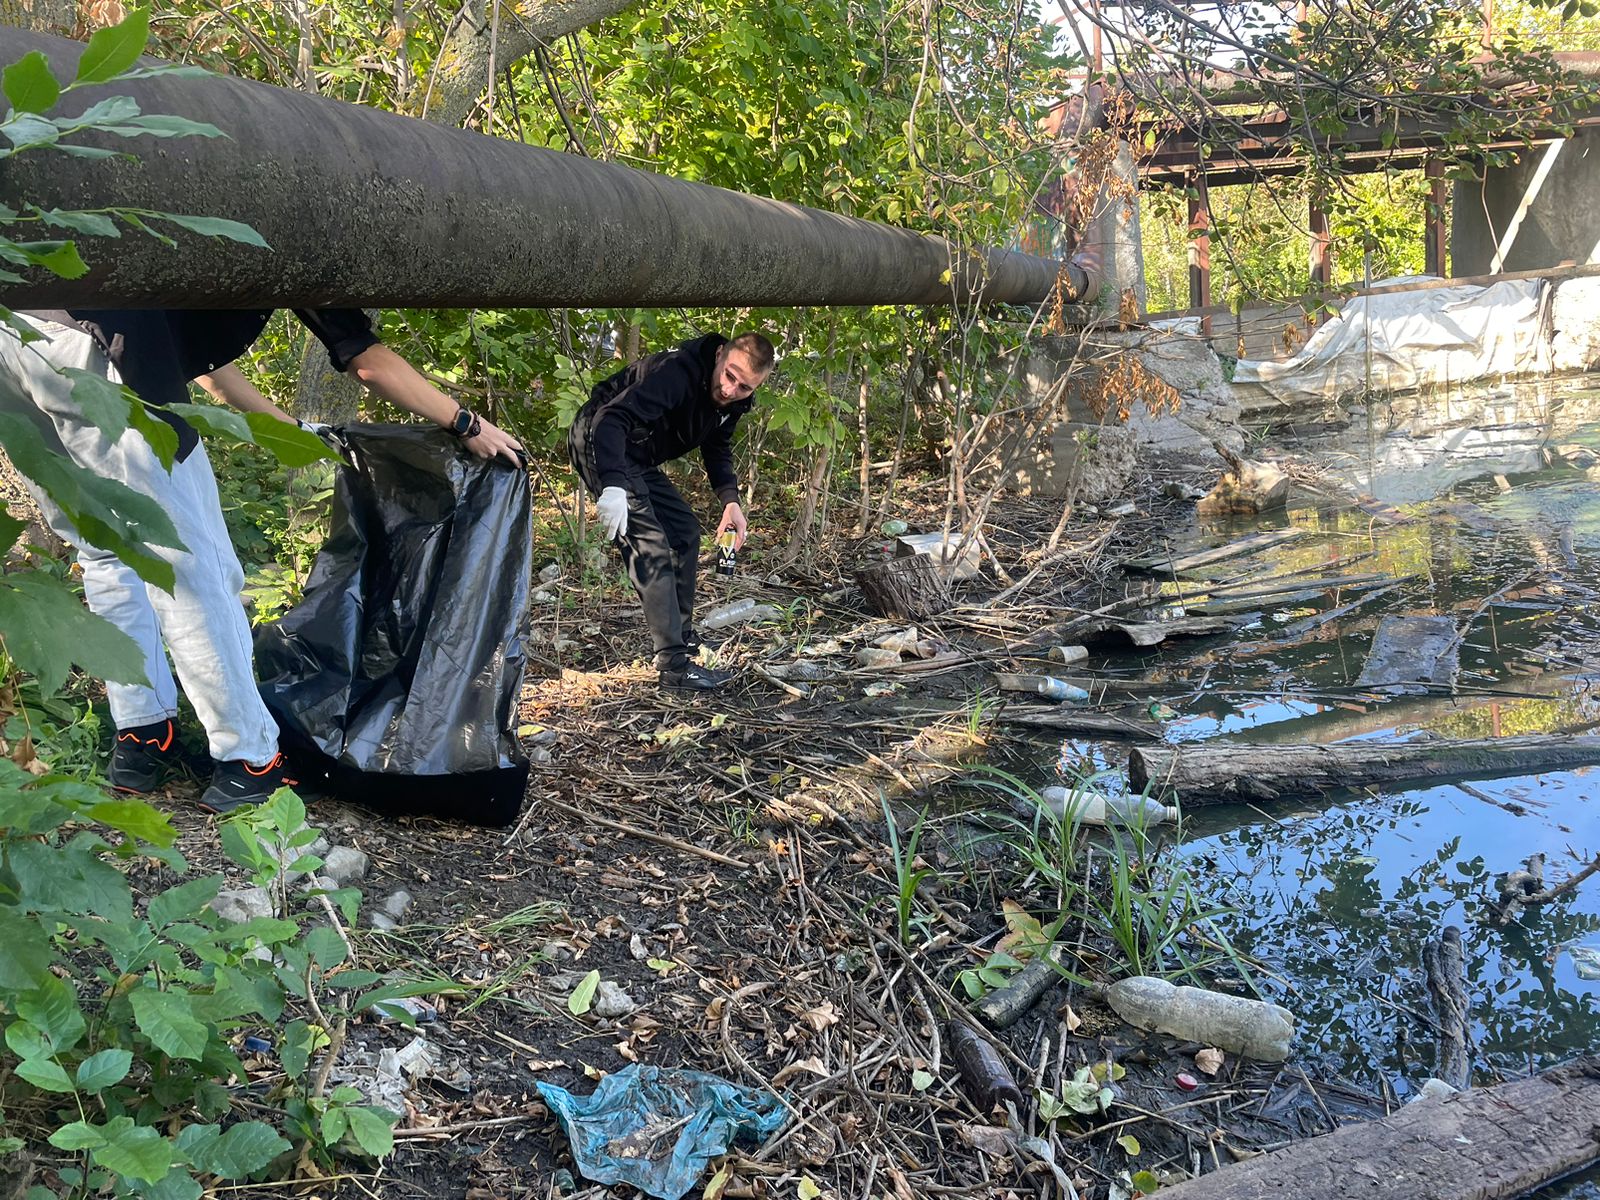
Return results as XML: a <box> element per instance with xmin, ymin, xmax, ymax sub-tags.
<box><xmin>0</xmin><ymin>308</ymin><xmax>524</xmax><ymax>813</ymax></box>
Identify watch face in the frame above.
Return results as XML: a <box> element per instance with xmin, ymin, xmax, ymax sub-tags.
<box><xmin>452</xmin><ymin>408</ymin><xmax>473</xmax><ymax>435</ymax></box>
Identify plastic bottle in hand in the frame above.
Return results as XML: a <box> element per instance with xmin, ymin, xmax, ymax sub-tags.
<box><xmin>716</xmin><ymin>530</ymin><xmax>738</xmax><ymax>576</ymax></box>
<box><xmin>1105</xmin><ymin>976</ymin><xmax>1295</xmax><ymax>1061</ymax></box>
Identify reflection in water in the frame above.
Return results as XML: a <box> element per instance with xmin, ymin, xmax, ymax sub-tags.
<box><xmin>1180</xmin><ymin>775</ymin><xmax>1598</xmax><ymax>1094</ymax></box>
<box><xmin>993</xmin><ymin>381</ymin><xmax>1600</xmax><ymax>1195</ymax></box>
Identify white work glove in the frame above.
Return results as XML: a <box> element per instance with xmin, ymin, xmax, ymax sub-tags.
<box><xmin>296</xmin><ymin>417</ymin><xmax>333</xmax><ymax>437</ymax></box>
<box><xmin>596</xmin><ymin>486</ymin><xmax>630</xmax><ymax>541</ymax></box>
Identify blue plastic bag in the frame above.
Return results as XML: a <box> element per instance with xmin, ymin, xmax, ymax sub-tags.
<box><xmin>537</xmin><ymin>1064</ymin><xmax>787</xmax><ymax>1199</ymax></box>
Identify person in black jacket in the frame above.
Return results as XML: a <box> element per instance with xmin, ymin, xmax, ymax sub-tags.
<box><xmin>568</xmin><ymin>331</ymin><xmax>775</xmax><ymax>690</ymax></box>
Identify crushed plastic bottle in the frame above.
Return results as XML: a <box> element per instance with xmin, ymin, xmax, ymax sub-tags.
<box><xmin>1040</xmin><ymin>787</ymin><xmax>1179</xmax><ymax>827</ymax></box>
<box><xmin>1105</xmin><ymin>976</ymin><xmax>1295</xmax><ymax>1062</ymax></box>
<box><xmin>700</xmin><ymin>599</ymin><xmax>783</xmax><ymax>630</ymax></box>
<box><xmin>1047</xmin><ymin>644</ymin><xmax>1089</xmax><ymax>665</ymax></box>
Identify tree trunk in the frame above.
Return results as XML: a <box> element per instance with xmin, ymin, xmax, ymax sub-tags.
<box><xmin>1155</xmin><ymin>1057</ymin><xmax>1600</xmax><ymax>1200</ymax></box>
<box><xmin>855</xmin><ymin>553</ymin><xmax>951</xmax><ymax>621</ymax></box>
<box><xmin>1129</xmin><ymin>736</ymin><xmax>1600</xmax><ymax>804</ymax></box>
<box><xmin>0</xmin><ymin>0</ymin><xmax>74</xmax><ymax>32</ymax></box>
<box><xmin>413</xmin><ymin>0</ymin><xmax>637</xmax><ymax>128</ymax></box>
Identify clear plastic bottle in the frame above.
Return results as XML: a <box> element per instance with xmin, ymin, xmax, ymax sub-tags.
<box><xmin>1105</xmin><ymin>976</ymin><xmax>1295</xmax><ymax>1062</ymax></box>
<box><xmin>1040</xmin><ymin>787</ymin><xmax>1179</xmax><ymax>826</ymax></box>
<box><xmin>1047</xmin><ymin>644</ymin><xmax>1089</xmax><ymax>665</ymax></box>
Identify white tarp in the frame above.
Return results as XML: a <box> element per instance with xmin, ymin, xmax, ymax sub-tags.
<box><xmin>1233</xmin><ymin>276</ymin><xmax>1552</xmax><ymax>408</ymax></box>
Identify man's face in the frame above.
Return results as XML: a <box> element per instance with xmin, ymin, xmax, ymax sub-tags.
<box><xmin>712</xmin><ymin>347</ymin><xmax>768</xmax><ymax>406</ymax></box>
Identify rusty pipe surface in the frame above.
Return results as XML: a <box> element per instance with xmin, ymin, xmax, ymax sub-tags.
<box><xmin>0</xmin><ymin>29</ymin><xmax>1069</xmax><ymax>311</ymax></box>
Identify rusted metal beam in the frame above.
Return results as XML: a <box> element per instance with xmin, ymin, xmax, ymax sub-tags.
<box><xmin>1186</xmin><ymin>166</ymin><xmax>1212</xmax><ymax>334</ymax></box>
<box><xmin>1425</xmin><ymin>158</ymin><xmax>1449</xmax><ymax>276</ymax></box>
<box><xmin>1309</xmin><ymin>199</ymin><xmax>1331</xmax><ymax>291</ymax></box>
<box><xmin>0</xmin><ymin>30</ymin><xmax>1075</xmax><ymax>311</ymax></box>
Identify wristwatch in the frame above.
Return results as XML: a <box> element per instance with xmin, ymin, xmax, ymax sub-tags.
<box><xmin>447</xmin><ymin>406</ymin><xmax>481</xmax><ymax>439</ymax></box>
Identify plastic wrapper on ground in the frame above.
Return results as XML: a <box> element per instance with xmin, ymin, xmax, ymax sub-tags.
<box><xmin>537</xmin><ymin>1063</ymin><xmax>787</xmax><ymax>1199</ymax></box>
<box><xmin>255</xmin><ymin>423</ymin><xmax>531</xmax><ymax>826</ymax></box>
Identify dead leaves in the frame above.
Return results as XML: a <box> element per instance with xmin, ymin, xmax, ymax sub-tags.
<box><xmin>1194</xmin><ymin>1047</ymin><xmax>1225</xmax><ymax>1076</ymax></box>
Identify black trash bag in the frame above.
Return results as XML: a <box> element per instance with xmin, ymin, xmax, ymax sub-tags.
<box><xmin>254</xmin><ymin>423</ymin><xmax>531</xmax><ymax>826</ymax></box>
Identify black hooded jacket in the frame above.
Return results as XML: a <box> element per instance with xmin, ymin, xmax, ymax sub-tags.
<box><xmin>576</xmin><ymin>334</ymin><xmax>754</xmax><ymax>506</ymax></box>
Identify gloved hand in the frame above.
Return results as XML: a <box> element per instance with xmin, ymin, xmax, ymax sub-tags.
<box><xmin>596</xmin><ymin>486</ymin><xmax>629</xmax><ymax>541</ymax></box>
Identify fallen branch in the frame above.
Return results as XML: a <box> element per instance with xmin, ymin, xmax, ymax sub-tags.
<box><xmin>1422</xmin><ymin>925</ymin><xmax>1470</xmax><ymax>1092</ymax></box>
<box><xmin>1486</xmin><ymin>853</ymin><xmax>1600</xmax><ymax>927</ymax></box>
<box><xmin>543</xmin><ymin>798</ymin><xmax>750</xmax><ymax>869</ymax></box>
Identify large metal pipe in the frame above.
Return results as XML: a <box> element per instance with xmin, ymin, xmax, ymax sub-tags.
<box><xmin>0</xmin><ymin>29</ymin><xmax>1070</xmax><ymax>311</ymax></box>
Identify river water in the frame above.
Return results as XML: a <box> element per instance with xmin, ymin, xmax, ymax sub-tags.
<box><xmin>1018</xmin><ymin>377</ymin><xmax>1600</xmax><ymax>1186</ymax></box>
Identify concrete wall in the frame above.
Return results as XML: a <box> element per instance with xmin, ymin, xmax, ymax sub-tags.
<box><xmin>1453</xmin><ymin>129</ymin><xmax>1600</xmax><ymax>275</ymax></box>
<box><xmin>975</xmin><ymin>331</ymin><xmax>1244</xmax><ymax>501</ymax></box>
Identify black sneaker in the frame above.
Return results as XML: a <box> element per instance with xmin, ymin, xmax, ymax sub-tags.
<box><xmin>659</xmin><ymin>662</ymin><xmax>732</xmax><ymax>691</ymax></box>
<box><xmin>108</xmin><ymin>718</ymin><xmax>180</xmax><ymax>794</ymax></box>
<box><xmin>198</xmin><ymin>752</ymin><xmax>307</xmax><ymax>815</ymax></box>
<box><xmin>683</xmin><ymin>628</ymin><xmax>702</xmax><ymax>658</ymax></box>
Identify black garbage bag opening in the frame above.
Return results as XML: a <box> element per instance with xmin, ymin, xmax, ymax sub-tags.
<box><xmin>254</xmin><ymin>423</ymin><xmax>531</xmax><ymax>826</ymax></box>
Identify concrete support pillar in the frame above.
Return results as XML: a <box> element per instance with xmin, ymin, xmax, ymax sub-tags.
<box><xmin>1084</xmin><ymin>139</ymin><xmax>1146</xmax><ymax>318</ymax></box>
<box><xmin>1187</xmin><ymin>166</ymin><xmax>1212</xmax><ymax>334</ymax></box>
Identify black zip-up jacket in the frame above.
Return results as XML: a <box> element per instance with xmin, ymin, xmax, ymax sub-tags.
<box><xmin>578</xmin><ymin>334</ymin><xmax>754</xmax><ymax>506</ymax></box>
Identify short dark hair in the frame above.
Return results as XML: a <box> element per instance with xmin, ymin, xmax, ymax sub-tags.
<box><xmin>728</xmin><ymin>331</ymin><xmax>775</xmax><ymax>374</ymax></box>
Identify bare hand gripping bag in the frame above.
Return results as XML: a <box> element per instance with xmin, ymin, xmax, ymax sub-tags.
<box><xmin>254</xmin><ymin>424</ymin><xmax>531</xmax><ymax>826</ymax></box>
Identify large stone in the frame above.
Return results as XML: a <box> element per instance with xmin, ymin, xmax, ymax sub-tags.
<box><xmin>322</xmin><ymin>846</ymin><xmax>370</xmax><ymax>887</ymax></box>
<box><xmin>211</xmin><ymin>886</ymin><xmax>274</xmax><ymax>924</ymax></box>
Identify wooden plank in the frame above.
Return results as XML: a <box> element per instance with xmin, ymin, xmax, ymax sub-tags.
<box><xmin>995</xmin><ymin>708</ymin><xmax>1163</xmax><ymax>742</ymax></box>
<box><xmin>1155</xmin><ymin>1057</ymin><xmax>1600</xmax><ymax>1200</ymax></box>
<box><xmin>1123</xmin><ymin>529</ymin><xmax>1306</xmax><ymax>575</ymax></box>
<box><xmin>1354</xmin><ymin>615</ymin><xmax>1459</xmax><ymax>691</ymax></box>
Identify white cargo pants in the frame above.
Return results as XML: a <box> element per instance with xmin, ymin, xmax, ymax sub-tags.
<box><xmin>0</xmin><ymin>316</ymin><xmax>279</xmax><ymax>765</ymax></box>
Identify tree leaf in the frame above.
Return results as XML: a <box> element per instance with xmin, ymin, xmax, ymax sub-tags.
<box><xmin>4</xmin><ymin>52</ymin><xmax>60</xmax><ymax>115</ymax></box>
<box><xmin>0</xmin><ymin>572</ymin><xmax>149</xmax><ymax>694</ymax></box>
<box><xmin>0</xmin><ymin>412</ymin><xmax>182</xmax><ymax>589</ymax></box>
<box><xmin>191</xmin><ymin>1121</ymin><xmax>290</xmax><ymax>1178</ymax></box>
<box><xmin>63</xmin><ymin>366</ymin><xmax>135</xmax><ymax>441</ymax></box>
<box><xmin>1117</xmin><ymin>1134</ymin><xmax>1142</xmax><ymax>1156</ymax></box>
<box><xmin>14</xmin><ymin>1056</ymin><xmax>75</xmax><ymax>1093</ymax></box>
<box><xmin>342</xmin><ymin>1106</ymin><xmax>396</xmax><ymax>1159</ymax></box>
<box><xmin>92</xmin><ymin>1116</ymin><xmax>172</xmax><ymax>1183</ymax></box>
<box><xmin>147</xmin><ymin>875</ymin><xmax>222</xmax><ymax>927</ymax></box>
<box><xmin>74</xmin><ymin>8</ymin><xmax>152</xmax><ymax>85</ymax></box>
<box><xmin>245</xmin><ymin>412</ymin><xmax>339</xmax><ymax>466</ymax></box>
<box><xmin>75</xmin><ymin>1048</ymin><xmax>133</xmax><ymax>1092</ymax></box>
<box><xmin>20</xmin><ymin>239</ymin><xmax>88</xmax><ymax>279</ymax></box>
<box><xmin>86</xmin><ymin>797</ymin><xmax>177</xmax><ymax>848</ymax></box>
<box><xmin>910</xmin><ymin>1069</ymin><xmax>934</xmax><ymax>1092</ymax></box>
<box><xmin>798</xmin><ymin>1178</ymin><xmax>823</xmax><ymax>1200</ymax></box>
<box><xmin>1131</xmin><ymin>1169</ymin><xmax>1162</xmax><ymax>1194</ymax></box>
<box><xmin>156</xmin><ymin>212</ymin><xmax>269</xmax><ymax>250</ymax></box>
<box><xmin>32</xmin><ymin>207</ymin><xmax>118</xmax><ymax>238</ymax></box>
<box><xmin>17</xmin><ymin>974</ymin><xmax>86</xmax><ymax>1051</ymax></box>
<box><xmin>568</xmin><ymin>968</ymin><xmax>601</xmax><ymax>1016</ymax></box>
<box><xmin>49</xmin><ymin>1121</ymin><xmax>107</xmax><ymax>1151</ymax></box>
<box><xmin>130</xmin><ymin>987</ymin><xmax>209</xmax><ymax>1061</ymax></box>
